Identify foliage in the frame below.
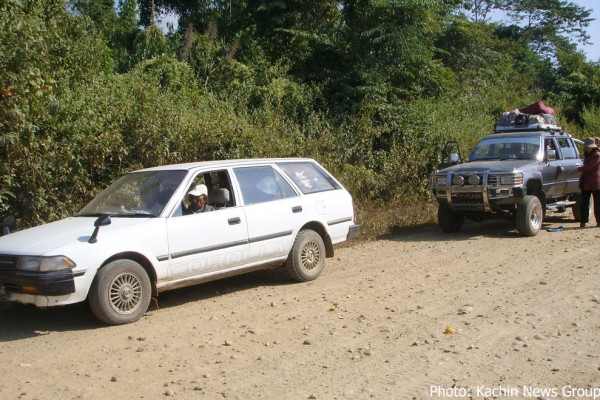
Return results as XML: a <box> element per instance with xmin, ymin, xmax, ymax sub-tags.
<box><xmin>2</xmin><ymin>0</ymin><xmax>600</xmax><ymax>239</ymax></box>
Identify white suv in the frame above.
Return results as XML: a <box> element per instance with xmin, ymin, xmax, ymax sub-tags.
<box><xmin>0</xmin><ymin>158</ymin><xmax>359</xmax><ymax>324</ymax></box>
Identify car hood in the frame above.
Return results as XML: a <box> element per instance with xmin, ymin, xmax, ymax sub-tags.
<box><xmin>0</xmin><ymin>217</ymin><xmax>152</xmax><ymax>256</ymax></box>
<box><xmin>440</xmin><ymin>159</ymin><xmax>537</xmax><ymax>174</ymax></box>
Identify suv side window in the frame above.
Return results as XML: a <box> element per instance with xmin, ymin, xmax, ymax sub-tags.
<box><xmin>544</xmin><ymin>137</ymin><xmax>560</xmax><ymax>160</ymax></box>
<box><xmin>234</xmin><ymin>166</ymin><xmax>297</xmax><ymax>205</ymax></box>
<box><xmin>556</xmin><ymin>138</ymin><xmax>577</xmax><ymax>159</ymax></box>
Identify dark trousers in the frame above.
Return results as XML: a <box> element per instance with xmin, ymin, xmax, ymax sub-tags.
<box><xmin>580</xmin><ymin>190</ymin><xmax>600</xmax><ymax>224</ymax></box>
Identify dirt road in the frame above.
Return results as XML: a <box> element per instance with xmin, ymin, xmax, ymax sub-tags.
<box><xmin>1</xmin><ymin>213</ymin><xmax>600</xmax><ymax>400</ymax></box>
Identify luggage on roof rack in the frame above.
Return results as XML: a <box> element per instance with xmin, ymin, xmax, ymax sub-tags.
<box><xmin>495</xmin><ymin>102</ymin><xmax>560</xmax><ymax>133</ymax></box>
<box><xmin>519</xmin><ymin>100</ymin><xmax>555</xmax><ymax>116</ymax></box>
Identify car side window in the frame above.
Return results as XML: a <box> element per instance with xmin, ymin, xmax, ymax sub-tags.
<box><xmin>174</xmin><ymin>169</ymin><xmax>235</xmax><ymax>216</ymax></box>
<box><xmin>276</xmin><ymin>162</ymin><xmax>337</xmax><ymax>194</ymax></box>
<box><xmin>556</xmin><ymin>138</ymin><xmax>577</xmax><ymax>159</ymax></box>
<box><xmin>274</xmin><ymin>170</ymin><xmax>298</xmax><ymax>198</ymax></box>
<box><xmin>234</xmin><ymin>166</ymin><xmax>295</xmax><ymax>205</ymax></box>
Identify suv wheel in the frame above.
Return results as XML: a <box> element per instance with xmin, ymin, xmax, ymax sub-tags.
<box><xmin>438</xmin><ymin>203</ymin><xmax>465</xmax><ymax>233</ymax></box>
<box><xmin>516</xmin><ymin>195</ymin><xmax>543</xmax><ymax>236</ymax></box>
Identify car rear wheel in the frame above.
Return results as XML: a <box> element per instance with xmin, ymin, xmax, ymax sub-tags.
<box><xmin>438</xmin><ymin>203</ymin><xmax>465</xmax><ymax>233</ymax></box>
<box><xmin>516</xmin><ymin>195</ymin><xmax>543</xmax><ymax>236</ymax></box>
<box><xmin>285</xmin><ymin>229</ymin><xmax>326</xmax><ymax>282</ymax></box>
<box><xmin>89</xmin><ymin>259</ymin><xmax>151</xmax><ymax>325</ymax></box>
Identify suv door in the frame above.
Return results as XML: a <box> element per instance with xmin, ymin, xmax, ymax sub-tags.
<box><xmin>165</xmin><ymin>169</ymin><xmax>249</xmax><ymax>281</ymax></box>
<box><xmin>556</xmin><ymin>136</ymin><xmax>582</xmax><ymax>194</ymax></box>
<box><xmin>541</xmin><ymin>136</ymin><xmax>567</xmax><ymax>196</ymax></box>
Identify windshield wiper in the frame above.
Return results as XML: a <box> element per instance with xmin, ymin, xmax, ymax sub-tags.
<box><xmin>76</xmin><ymin>212</ymin><xmax>116</xmax><ymax>217</ymax></box>
<box><xmin>469</xmin><ymin>157</ymin><xmax>499</xmax><ymax>162</ymax></box>
<box><xmin>121</xmin><ymin>211</ymin><xmax>158</xmax><ymax>217</ymax></box>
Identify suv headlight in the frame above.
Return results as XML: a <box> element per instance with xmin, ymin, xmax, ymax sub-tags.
<box><xmin>434</xmin><ymin>174</ymin><xmax>448</xmax><ymax>186</ymax></box>
<box><xmin>17</xmin><ymin>256</ymin><xmax>76</xmax><ymax>272</ymax></box>
<box><xmin>494</xmin><ymin>173</ymin><xmax>524</xmax><ymax>186</ymax></box>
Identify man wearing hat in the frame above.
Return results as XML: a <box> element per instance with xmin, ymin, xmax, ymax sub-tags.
<box><xmin>183</xmin><ymin>184</ymin><xmax>214</xmax><ymax>214</ymax></box>
<box><xmin>577</xmin><ymin>137</ymin><xmax>600</xmax><ymax>227</ymax></box>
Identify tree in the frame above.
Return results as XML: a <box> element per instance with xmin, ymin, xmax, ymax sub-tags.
<box><xmin>70</xmin><ymin>0</ymin><xmax>142</xmax><ymax>71</ymax></box>
<box><xmin>454</xmin><ymin>0</ymin><xmax>593</xmax><ymax>58</ymax></box>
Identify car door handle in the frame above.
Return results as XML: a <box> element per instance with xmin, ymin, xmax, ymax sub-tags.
<box><xmin>292</xmin><ymin>206</ymin><xmax>302</xmax><ymax>213</ymax></box>
<box><xmin>228</xmin><ymin>217</ymin><xmax>241</xmax><ymax>225</ymax></box>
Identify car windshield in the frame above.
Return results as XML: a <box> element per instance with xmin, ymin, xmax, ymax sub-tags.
<box><xmin>77</xmin><ymin>170</ymin><xmax>187</xmax><ymax>217</ymax></box>
<box><xmin>469</xmin><ymin>136</ymin><xmax>541</xmax><ymax>162</ymax></box>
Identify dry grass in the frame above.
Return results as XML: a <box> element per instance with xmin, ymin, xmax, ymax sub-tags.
<box><xmin>354</xmin><ymin>196</ymin><xmax>438</xmax><ymax>240</ymax></box>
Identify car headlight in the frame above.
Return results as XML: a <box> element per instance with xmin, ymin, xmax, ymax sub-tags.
<box><xmin>17</xmin><ymin>256</ymin><xmax>76</xmax><ymax>272</ymax></box>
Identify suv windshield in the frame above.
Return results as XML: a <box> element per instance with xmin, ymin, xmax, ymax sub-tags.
<box><xmin>469</xmin><ymin>136</ymin><xmax>541</xmax><ymax>162</ymax></box>
<box><xmin>77</xmin><ymin>170</ymin><xmax>186</xmax><ymax>217</ymax></box>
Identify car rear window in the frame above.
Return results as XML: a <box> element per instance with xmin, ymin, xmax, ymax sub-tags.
<box><xmin>277</xmin><ymin>162</ymin><xmax>338</xmax><ymax>194</ymax></box>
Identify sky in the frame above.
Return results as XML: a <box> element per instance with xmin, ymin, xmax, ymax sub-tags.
<box><xmin>574</xmin><ymin>0</ymin><xmax>600</xmax><ymax>62</ymax></box>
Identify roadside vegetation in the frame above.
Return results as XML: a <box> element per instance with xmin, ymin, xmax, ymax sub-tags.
<box><xmin>1</xmin><ymin>0</ymin><xmax>599</xmax><ymax>238</ymax></box>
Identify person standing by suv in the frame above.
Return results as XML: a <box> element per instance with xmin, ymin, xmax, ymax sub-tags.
<box><xmin>577</xmin><ymin>138</ymin><xmax>600</xmax><ymax>227</ymax></box>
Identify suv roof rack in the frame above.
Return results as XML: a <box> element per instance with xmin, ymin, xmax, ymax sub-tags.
<box><xmin>494</xmin><ymin>123</ymin><xmax>563</xmax><ymax>134</ymax></box>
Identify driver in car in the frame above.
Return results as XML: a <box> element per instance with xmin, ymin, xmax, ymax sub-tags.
<box><xmin>184</xmin><ymin>184</ymin><xmax>214</xmax><ymax>214</ymax></box>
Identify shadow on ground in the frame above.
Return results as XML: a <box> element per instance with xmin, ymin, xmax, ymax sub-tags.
<box><xmin>0</xmin><ymin>268</ymin><xmax>293</xmax><ymax>341</ymax></box>
<box><xmin>378</xmin><ymin>211</ymin><xmax>578</xmax><ymax>243</ymax></box>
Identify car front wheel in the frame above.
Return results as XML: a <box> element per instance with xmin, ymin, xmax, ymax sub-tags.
<box><xmin>89</xmin><ymin>259</ymin><xmax>151</xmax><ymax>325</ymax></box>
<box><xmin>285</xmin><ymin>229</ymin><xmax>326</xmax><ymax>282</ymax></box>
<box><xmin>516</xmin><ymin>195</ymin><xmax>543</xmax><ymax>236</ymax></box>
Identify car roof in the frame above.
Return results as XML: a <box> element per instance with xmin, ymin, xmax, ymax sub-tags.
<box><xmin>136</xmin><ymin>158</ymin><xmax>317</xmax><ymax>173</ymax></box>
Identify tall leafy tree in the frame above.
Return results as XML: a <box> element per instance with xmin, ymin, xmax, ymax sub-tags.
<box><xmin>70</xmin><ymin>0</ymin><xmax>142</xmax><ymax>71</ymax></box>
<box><xmin>454</xmin><ymin>0</ymin><xmax>592</xmax><ymax>58</ymax></box>
<box><xmin>325</xmin><ymin>0</ymin><xmax>451</xmax><ymax>113</ymax></box>
<box><xmin>505</xmin><ymin>0</ymin><xmax>592</xmax><ymax>56</ymax></box>
<box><xmin>0</xmin><ymin>0</ymin><xmax>112</xmax><ymax>223</ymax></box>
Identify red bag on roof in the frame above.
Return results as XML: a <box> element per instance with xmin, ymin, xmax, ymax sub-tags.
<box><xmin>519</xmin><ymin>101</ymin><xmax>555</xmax><ymax>116</ymax></box>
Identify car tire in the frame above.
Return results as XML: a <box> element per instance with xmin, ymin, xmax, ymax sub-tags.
<box><xmin>516</xmin><ymin>195</ymin><xmax>543</xmax><ymax>236</ymax></box>
<box><xmin>285</xmin><ymin>229</ymin><xmax>326</xmax><ymax>282</ymax></box>
<box><xmin>89</xmin><ymin>259</ymin><xmax>151</xmax><ymax>325</ymax></box>
<box><xmin>438</xmin><ymin>203</ymin><xmax>465</xmax><ymax>233</ymax></box>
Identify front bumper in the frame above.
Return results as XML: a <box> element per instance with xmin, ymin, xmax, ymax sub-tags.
<box><xmin>431</xmin><ymin>171</ymin><xmax>525</xmax><ymax>212</ymax></box>
<box><xmin>0</xmin><ymin>268</ymin><xmax>76</xmax><ymax>297</ymax></box>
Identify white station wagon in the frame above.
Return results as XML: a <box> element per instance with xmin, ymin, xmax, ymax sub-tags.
<box><xmin>0</xmin><ymin>158</ymin><xmax>359</xmax><ymax>324</ymax></box>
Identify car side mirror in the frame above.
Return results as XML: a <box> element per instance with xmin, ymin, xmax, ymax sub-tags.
<box><xmin>89</xmin><ymin>215</ymin><xmax>111</xmax><ymax>244</ymax></box>
<box><xmin>546</xmin><ymin>149</ymin><xmax>557</xmax><ymax>161</ymax></box>
<box><xmin>1</xmin><ymin>215</ymin><xmax>15</xmax><ymax>236</ymax></box>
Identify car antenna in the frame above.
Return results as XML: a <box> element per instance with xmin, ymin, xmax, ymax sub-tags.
<box><xmin>89</xmin><ymin>215</ymin><xmax>111</xmax><ymax>244</ymax></box>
